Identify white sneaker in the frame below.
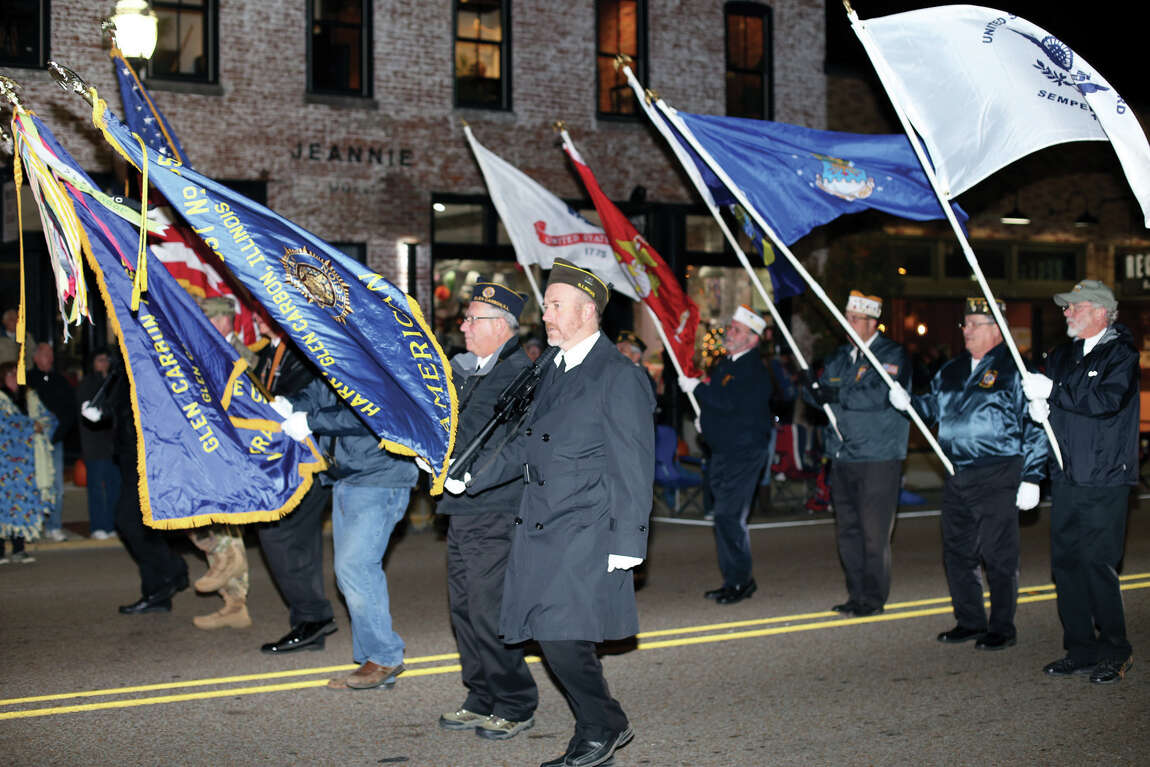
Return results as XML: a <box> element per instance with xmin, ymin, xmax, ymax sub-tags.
<box><xmin>45</xmin><ymin>529</ymin><xmax>68</xmax><ymax>542</ymax></box>
<box><xmin>90</xmin><ymin>530</ymin><xmax>115</xmax><ymax>540</ymax></box>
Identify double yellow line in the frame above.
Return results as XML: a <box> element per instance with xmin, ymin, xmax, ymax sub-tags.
<box><xmin>4</xmin><ymin>574</ymin><xmax>1147</xmax><ymax>720</ymax></box>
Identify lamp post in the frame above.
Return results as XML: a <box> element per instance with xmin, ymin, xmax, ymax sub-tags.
<box><xmin>110</xmin><ymin>0</ymin><xmax>159</xmax><ymax>60</ymax></box>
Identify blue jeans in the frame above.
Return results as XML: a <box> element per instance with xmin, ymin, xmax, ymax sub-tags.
<box><xmin>45</xmin><ymin>443</ymin><xmax>64</xmax><ymax>532</ymax></box>
<box><xmin>86</xmin><ymin>458</ymin><xmax>121</xmax><ymax>534</ymax></box>
<box><xmin>332</xmin><ymin>483</ymin><xmax>410</xmax><ymax>667</ymax></box>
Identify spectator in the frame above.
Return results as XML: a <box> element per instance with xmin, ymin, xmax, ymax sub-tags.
<box><xmin>0</xmin><ymin>308</ymin><xmax>35</xmax><ymax>367</ymax></box>
<box><xmin>28</xmin><ymin>342</ymin><xmax>78</xmax><ymax>542</ymax></box>
<box><xmin>0</xmin><ymin>361</ymin><xmax>56</xmax><ymax>563</ymax></box>
<box><xmin>77</xmin><ymin>350</ymin><xmax>120</xmax><ymax>539</ymax></box>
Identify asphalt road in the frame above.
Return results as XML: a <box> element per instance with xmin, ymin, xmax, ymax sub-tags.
<box><xmin>2</xmin><ymin>497</ymin><xmax>1148</xmax><ymax>766</ymax></box>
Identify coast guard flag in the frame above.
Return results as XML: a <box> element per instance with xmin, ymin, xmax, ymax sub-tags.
<box><xmin>113</xmin><ymin>47</ymin><xmax>259</xmax><ymax>343</ymax></box>
<box><xmin>851</xmin><ymin>5</ymin><xmax>1150</xmax><ymax>226</ymax></box>
<box><xmin>91</xmin><ymin>98</ymin><xmax>458</xmax><ymax>493</ymax></box>
<box><xmin>670</xmin><ymin>112</ymin><xmax>965</xmax><ymax>246</ymax></box>
<box><xmin>561</xmin><ymin>130</ymin><xmax>702</xmax><ymax>378</ymax></box>
<box><xmin>14</xmin><ymin>110</ymin><xmax>324</xmax><ymax>528</ymax></box>
<box><xmin>463</xmin><ymin>126</ymin><xmax>638</xmax><ymax>300</ymax></box>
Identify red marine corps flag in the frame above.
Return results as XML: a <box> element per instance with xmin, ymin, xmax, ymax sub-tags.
<box><xmin>560</xmin><ymin>129</ymin><xmax>702</xmax><ymax>378</ymax></box>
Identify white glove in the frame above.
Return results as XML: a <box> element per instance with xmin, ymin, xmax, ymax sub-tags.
<box><xmin>443</xmin><ymin>471</ymin><xmax>471</xmax><ymax>495</ymax></box>
<box><xmin>1028</xmin><ymin>398</ymin><xmax>1050</xmax><ymax>423</ymax></box>
<box><xmin>269</xmin><ymin>396</ymin><xmax>294</xmax><ymax>419</ymax></box>
<box><xmin>1022</xmin><ymin>373</ymin><xmax>1053</xmax><ymax>401</ymax></box>
<box><xmin>281</xmin><ymin>411</ymin><xmax>311</xmax><ymax>442</ymax></box>
<box><xmin>607</xmin><ymin>554</ymin><xmax>644</xmax><ymax>572</ymax></box>
<box><xmin>1015</xmin><ymin>481</ymin><xmax>1040</xmax><ymax>511</ymax></box>
<box><xmin>678</xmin><ymin>375</ymin><xmax>701</xmax><ymax>394</ymax></box>
<box><xmin>693</xmin><ymin>417</ymin><xmax>702</xmax><ymax>434</ymax></box>
<box><xmin>887</xmin><ymin>382</ymin><xmax>911</xmax><ymax>412</ymax></box>
<box><xmin>80</xmin><ymin>400</ymin><xmax>103</xmax><ymax>422</ymax></box>
<box><xmin>415</xmin><ymin>456</ymin><xmax>433</xmax><ymax>474</ymax></box>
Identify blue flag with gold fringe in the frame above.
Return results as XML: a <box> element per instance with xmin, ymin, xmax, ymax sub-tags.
<box><xmin>89</xmin><ymin>98</ymin><xmax>458</xmax><ymax>491</ymax></box>
<box><xmin>14</xmin><ymin>110</ymin><xmax>325</xmax><ymax>528</ymax></box>
<box><xmin>669</xmin><ymin>112</ymin><xmax>965</xmax><ymax>246</ymax></box>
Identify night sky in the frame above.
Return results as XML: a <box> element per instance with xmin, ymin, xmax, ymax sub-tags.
<box><xmin>826</xmin><ymin>1</ymin><xmax>1145</xmax><ymax>107</ymax></box>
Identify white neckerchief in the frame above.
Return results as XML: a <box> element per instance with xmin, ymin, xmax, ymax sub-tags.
<box><xmin>556</xmin><ymin>331</ymin><xmax>601</xmax><ymax>372</ymax></box>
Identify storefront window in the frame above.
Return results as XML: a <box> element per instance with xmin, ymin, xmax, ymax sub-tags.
<box><xmin>1017</xmin><ymin>247</ymin><xmax>1079</xmax><ymax>281</ymax></box>
<box><xmin>945</xmin><ymin>242</ymin><xmax>1006</xmax><ymax>279</ymax></box>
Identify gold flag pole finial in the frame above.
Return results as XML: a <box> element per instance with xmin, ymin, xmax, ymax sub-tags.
<box><xmin>552</xmin><ymin>120</ymin><xmax>566</xmax><ymax>133</ymax></box>
<box><xmin>48</xmin><ymin>61</ymin><xmax>97</xmax><ymax>107</ymax></box>
<box><xmin>644</xmin><ymin>87</ymin><xmax>659</xmax><ymax>106</ymax></box>
<box><xmin>613</xmin><ymin>53</ymin><xmax>633</xmax><ymax>72</ymax></box>
<box><xmin>0</xmin><ymin>75</ymin><xmax>25</xmax><ymax>111</ymax></box>
<box><xmin>101</xmin><ymin>18</ymin><xmax>119</xmax><ymax>48</ymax></box>
<box><xmin>842</xmin><ymin>0</ymin><xmax>854</xmax><ymax>15</ymax></box>
<box><xmin>460</xmin><ymin>118</ymin><xmax>469</xmax><ymax>128</ymax></box>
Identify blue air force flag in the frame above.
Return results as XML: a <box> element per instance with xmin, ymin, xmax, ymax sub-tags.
<box><xmin>27</xmin><ymin>113</ymin><xmax>325</xmax><ymax>528</ymax></box>
<box><xmin>91</xmin><ymin>99</ymin><xmax>458</xmax><ymax>491</ymax></box>
<box><xmin>668</xmin><ymin>112</ymin><xmax>966</xmax><ymax>246</ymax></box>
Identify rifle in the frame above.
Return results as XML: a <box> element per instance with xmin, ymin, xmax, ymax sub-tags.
<box><xmin>447</xmin><ymin>344</ymin><xmax>559</xmax><ymax>481</ymax></box>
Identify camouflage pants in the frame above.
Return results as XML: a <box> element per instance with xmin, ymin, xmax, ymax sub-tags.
<box><xmin>190</xmin><ymin>525</ymin><xmax>249</xmax><ymax>600</ymax></box>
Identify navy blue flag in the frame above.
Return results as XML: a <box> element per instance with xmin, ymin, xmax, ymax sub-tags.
<box><xmin>670</xmin><ymin>112</ymin><xmax>965</xmax><ymax>246</ymax></box>
<box><xmin>91</xmin><ymin>98</ymin><xmax>458</xmax><ymax>491</ymax></box>
<box><xmin>112</xmin><ymin>47</ymin><xmax>190</xmax><ymax>165</ymax></box>
<box><xmin>15</xmin><ymin>111</ymin><xmax>325</xmax><ymax>528</ymax></box>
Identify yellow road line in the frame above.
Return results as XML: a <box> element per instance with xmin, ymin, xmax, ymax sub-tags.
<box><xmin>3</xmin><ymin>579</ymin><xmax>1146</xmax><ymax>721</ymax></box>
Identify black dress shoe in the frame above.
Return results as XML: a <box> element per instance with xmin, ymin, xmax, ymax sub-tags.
<box><xmin>716</xmin><ymin>579</ymin><xmax>757</xmax><ymax>605</ymax></box>
<box><xmin>564</xmin><ymin>726</ymin><xmax>634</xmax><ymax>767</ymax></box>
<box><xmin>851</xmin><ymin>604</ymin><xmax>885</xmax><ymax>618</ymax></box>
<box><xmin>151</xmin><ymin>572</ymin><xmax>190</xmax><ymax>602</ymax></box>
<box><xmin>704</xmin><ymin>585</ymin><xmax>729</xmax><ymax>600</ymax></box>
<box><xmin>975</xmin><ymin>632</ymin><xmax>1017</xmax><ymax>651</ymax></box>
<box><xmin>261</xmin><ymin>619</ymin><xmax>337</xmax><ymax>654</ymax></box>
<box><xmin>937</xmin><ymin>626</ymin><xmax>985</xmax><ymax>644</ymax></box>
<box><xmin>831</xmin><ymin>601</ymin><xmax>859</xmax><ymax>613</ymax></box>
<box><xmin>118</xmin><ymin>595</ymin><xmax>173</xmax><ymax>614</ymax></box>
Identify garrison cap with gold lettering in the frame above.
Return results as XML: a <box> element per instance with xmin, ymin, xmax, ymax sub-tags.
<box><xmin>845</xmin><ymin>290</ymin><xmax>882</xmax><ymax>319</ymax></box>
<box><xmin>199</xmin><ymin>296</ymin><xmax>236</xmax><ymax>319</ymax></box>
<box><xmin>964</xmin><ymin>296</ymin><xmax>1006</xmax><ymax>316</ymax></box>
<box><xmin>547</xmin><ymin>257</ymin><xmax>610</xmax><ymax>313</ymax></box>
<box><xmin>615</xmin><ymin>330</ymin><xmax>646</xmax><ymax>354</ymax></box>
<box><xmin>470</xmin><ymin>281</ymin><xmax>528</xmax><ymax>319</ymax></box>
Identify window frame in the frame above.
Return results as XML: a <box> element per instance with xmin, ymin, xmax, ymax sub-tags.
<box><xmin>145</xmin><ymin>0</ymin><xmax>218</xmax><ymax>85</ymax></box>
<box><xmin>306</xmin><ymin>0</ymin><xmax>373</xmax><ymax>98</ymax></box>
<box><xmin>452</xmin><ymin>0</ymin><xmax>512</xmax><ymax>111</ymax></box>
<box><xmin>595</xmin><ymin>0</ymin><xmax>648</xmax><ymax>120</ymax></box>
<box><xmin>723</xmin><ymin>1</ymin><xmax>773</xmax><ymax>120</ymax></box>
<box><xmin>0</xmin><ymin>0</ymin><xmax>49</xmax><ymax>70</ymax></box>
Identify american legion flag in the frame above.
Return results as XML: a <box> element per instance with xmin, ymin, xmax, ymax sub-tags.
<box><xmin>13</xmin><ymin>109</ymin><xmax>325</xmax><ymax>528</ymax></box>
<box><xmin>89</xmin><ymin>96</ymin><xmax>459</xmax><ymax>493</ymax></box>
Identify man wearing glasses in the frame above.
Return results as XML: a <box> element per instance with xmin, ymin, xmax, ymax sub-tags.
<box><xmin>889</xmin><ymin>297</ymin><xmax>1047</xmax><ymax>651</ymax></box>
<box><xmin>437</xmin><ymin>282</ymin><xmax>539</xmax><ymax>740</ymax></box>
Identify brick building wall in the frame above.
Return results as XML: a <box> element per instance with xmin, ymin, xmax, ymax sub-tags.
<box><xmin>4</xmin><ymin>0</ymin><xmax>826</xmax><ymax>310</ymax></box>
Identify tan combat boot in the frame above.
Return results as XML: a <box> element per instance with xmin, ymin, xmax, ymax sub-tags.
<box><xmin>192</xmin><ymin>594</ymin><xmax>252</xmax><ymax>630</ymax></box>
<box><xmin>194</xmin><ymin>537</ymin><xmax>246</xmax><ymax>593</ymax></box>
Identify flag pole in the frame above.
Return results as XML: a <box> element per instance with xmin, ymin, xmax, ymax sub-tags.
<box><xmin>653</xmin><ymin>98</ymin><xmax>955</xmax><ymax>475</ymax></box>
<box><xmin>558</xmin><ymin>125</ymin><xmax>700</xmax><ymax>417</ymax></box>
<box><xmin>619</xmin><ymin>62</ymin><xmax>842</xmax><ymax>441</ymax></box>
<box><xmin>847</xmin><ymin>4</ymin><xmax>1063</xmax><ymax>470</ymax></box>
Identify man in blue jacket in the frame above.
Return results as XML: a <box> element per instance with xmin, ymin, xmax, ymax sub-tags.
<box><xmin>680</xmin><ymin>305</ymin><xmax>773</xmax><ymax>605</ymax></box>
<box><xmin>890</xmin><ymin>297</ymin><xmax>1046</xmax><ymax>650</ymax></box>
<box><xmin>280</xmin><ymin>378</ymin><xmax>417</xmax><ymax>690</ymax></box>
<box><xmin>804</xmin><ymin>291</ymin><xmax>910</xmax><ymax>617</ymax></box>
<box><xmin>1022</xmin><ymin>280</ymin><xmax>1139</xmax><ymax>684</ymax></box>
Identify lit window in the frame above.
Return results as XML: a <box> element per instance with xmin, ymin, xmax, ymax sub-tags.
<box><xmin>149</xmin><ymin>0</ymin><xmax>216</xmax><ymax>82</ymax></box>
<box><xmin>596</xmin><ymin>0</ymin><xmax>646</xmax><ymax>117</ymax></box>
<box><xmin>725</xmin><ymin>2</ymin><xmax>772</xmax><ymax>119</ymax></box>
<box><xmin>454</xmin><ymin>0</ymin><xmax>509</xmax><ymax>109</ymax></box>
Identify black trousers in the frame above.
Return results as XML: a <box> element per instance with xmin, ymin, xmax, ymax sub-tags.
<box><xmin>830</xmin><ymin>459</ymin><xmax>901</xmax><ymax>609</ymax></box>
<box><xmin>940</xmin><ymin>459</ymin><xmax>1022</xmax><ymax>636</ymax></box>
<box><xmin>708</xmin><ymin>448</ymin><xmax>769</xmax><ymax>588</ymax></box>
<box><xmin>1050</xmin><ymin>480</ymin><xmax>1131</xmax><ymax>663</ymax></box>
<box><xmin>537</xmin><ymin>640</ymin><xmax>628</xmax><ymax>742</ymax></box>
<box><xmin>257</xmin><ymin>481</ymin><xmax>333</xmax><ymax>626</ymax></box>
<box><xmin>114</xmin><ymin>457</ymin><xmax>186</xmax><ymax>597</ymax></box>
<box><xmin>447</xmin><ymin>511</ymin><xmax>537</xmax><ymax>721</ymax></box>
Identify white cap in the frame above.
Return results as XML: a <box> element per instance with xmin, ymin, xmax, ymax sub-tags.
<box><xmin>845</xmin><ymin>290</ymin><xmax>882</xmax><ymax>319</ymax></box>
<box><xmin>732</xmin><ymin>305</ymin><xmax>767</xmax><ymax>335</ymax></box>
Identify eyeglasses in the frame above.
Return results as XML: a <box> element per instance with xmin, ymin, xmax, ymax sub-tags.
<box><xmin>462</xmin><ymin>315</ymin><xmax>501</xmax><ymax>326</ymax></box>
<box><xmin>957</xmin><ymin>320</ymin><xmax>997</xmax><ymax>330</ymax></box>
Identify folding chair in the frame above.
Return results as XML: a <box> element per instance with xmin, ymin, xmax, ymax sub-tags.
<box><xmin>653</xmin><ymin>425</ymin><xmax>704</xmax><ymax>516</ymax></box>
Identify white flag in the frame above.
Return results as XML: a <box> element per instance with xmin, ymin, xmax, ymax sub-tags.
<box><xmin>463</xmin><ymin>126</ymin><xmax>638</xmax><ymax>299</ymax></box>
<box><xmin>852</xmin><ymin>5</ymin><xmax>1150</xmax><ymax>226</ymax></box>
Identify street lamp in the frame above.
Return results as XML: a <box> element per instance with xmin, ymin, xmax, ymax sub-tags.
<box><xmin>110</xmin><ymin>0</ymin><xmax>159</xmax><ymax>60</ymax></box>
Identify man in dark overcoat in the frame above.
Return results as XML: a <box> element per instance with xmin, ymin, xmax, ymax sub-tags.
<box><xmin>450</xmin><ymin>258</ymin><xmax>654</xmax><ymax>767</ymax></box>
<box><xmin>436</xmin><ymin>282</ymin><xmax>539</xmax><ymax>740</ymax></box>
